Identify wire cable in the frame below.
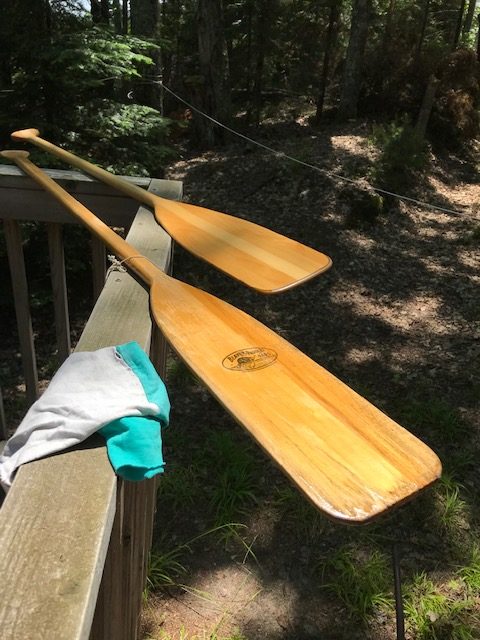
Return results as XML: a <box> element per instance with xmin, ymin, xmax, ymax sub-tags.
<box><xmin>159</xmin><ymin>81</ymin><xmax>468</xmax><ymax>218</ymax></box>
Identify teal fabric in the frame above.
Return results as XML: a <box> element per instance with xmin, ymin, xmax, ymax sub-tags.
<box><xmin>100</xmin><ymin>416</ymin><xmax>165</xmax><ymax>481</ymax></box>
<box><xmin>115</xmin><ymin>342</ymin><xmax>170</xmax><ymax>422</ymax></box>
<box><xmin>99</xmin><ymin>342</ymin><xmax>170</xmax><ymax>482</ymax></box>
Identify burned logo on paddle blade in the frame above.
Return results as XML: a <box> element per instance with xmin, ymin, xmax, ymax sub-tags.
<box><xmin>222</xmin><ymin>347</ymin><xmax>277</xmax><ymax>371</ymax></box>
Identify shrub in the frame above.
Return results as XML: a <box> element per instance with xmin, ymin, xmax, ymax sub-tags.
<box><xmin>370</xmin><ymin>119</ymin><xmax>430</xmax><ymax>193</ymax></box>
<box><xmin>430</xmin><ymin>49</ymin><xmax>480</xmax><ymax>146</ymax></box>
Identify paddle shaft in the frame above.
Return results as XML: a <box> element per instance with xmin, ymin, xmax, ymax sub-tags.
<box><xmin>15</xmin><ymin>134</ymin><xmax>157</xmax><ymax>209</ymax></box>
<box><xmin>2</xmin><ymin>151</ymin><xmax>158</xmax><ymax>286</ymax></box>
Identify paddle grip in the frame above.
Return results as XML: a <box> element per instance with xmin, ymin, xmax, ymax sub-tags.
<box><xmin>11</xmin><ymin>129</ymin><xmax>156</xmax><ymax>208</ymax></box>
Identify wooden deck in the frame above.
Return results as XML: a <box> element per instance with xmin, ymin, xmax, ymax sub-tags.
<box><xmin>0</xmin><ymin>166</ymin><xmax>182</xmax><ymax>639</ymax></box>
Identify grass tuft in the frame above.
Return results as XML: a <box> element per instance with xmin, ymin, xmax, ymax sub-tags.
<box><xmin>458</xmin><ymin>545</ymin><xmax>480</xmax><ymax>595</ymax></box>
<box><xmin>404</xmin><ymin>572</ymin><xmax>477</xmax><ymax>640</ymax></box>
<box><xmin>319</xmin><ymin>545</ymin><xmax>394</xmax><ymax>621</ymax></box>
<box><xmin>434</xmin><ymin>474</ymin><xmax>470</xmax><ymax>534</ymax></box>
<box><xmin>273</xmin><ymin>485</ymin><xmax>327</xmax><ymax>543</ymax></box>
<box><xmin>399</xmin><ymin>397</ymin><xmax>467</xmax><ymax>444</ymax></box>
<box><xmin>205</xmin><ymin>432</ymin><xmax>258</xmax><ymax>526</ymax></box>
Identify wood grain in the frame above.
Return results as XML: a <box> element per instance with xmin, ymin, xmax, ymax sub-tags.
<box><xmin>148</xmin><ymin>277</ymin><xmax>441</xmax><ymax>522</ymax></box>
<box><xmin>91</xmin><ymin>235</ymin><xmax>106</xmax><ymax>303</ymax></box>
<box><xmin>47</xmin><ymin>222</ymin><xmax>71</xmax><ymax>363</ymax></box>
<box><xmin>11</xmin><ymin>129</ymin><xmax>333</xmax><ymax>293</ymax></box>
<box><xmin>0</xmin><ymin>183</ymin><xmax>175</xmax><ymax>640</ymax></box>
<box><xmin>3</xmin><ymin>151</ymin><xmax>442</xmax><ymax>523</ymax></box>
<box><xmin>0</xmin><ymin>164</ymin><xmax>149</xmax><ymax>226</ymax></box>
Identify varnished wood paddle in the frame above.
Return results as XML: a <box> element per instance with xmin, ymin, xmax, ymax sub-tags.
<box><xmin>10</xmin><ymin>128</ymin><xmax>332</xmax><ymax>294</ymax></box>
<box><xmin>2</xmin><ymin>150</ymin><xmax>442</xmax><ymax>524</ymax></box>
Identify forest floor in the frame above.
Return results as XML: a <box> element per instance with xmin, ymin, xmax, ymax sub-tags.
<box><xmin>1</xmin><ymin>111</ymin><xmax>479</xmax><ymax>640</ymax></box>
<box><xmin>141</xmin><ymin>114</ymin><xmax>480</xmax><ymax>640</ymax></box>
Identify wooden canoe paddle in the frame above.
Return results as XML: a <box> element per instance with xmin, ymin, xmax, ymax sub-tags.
<box><xmin>2</xmin><ymin>150</ymin><xmax>442</xmax><ymax>524</ymax></box>
<box><xmin>10</xmin><ymin>128</ymin><xmax>332</xmax><ymax>294</ymax></box>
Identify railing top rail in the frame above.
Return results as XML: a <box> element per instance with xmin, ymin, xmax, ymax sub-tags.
<box><xmin>0</xmin><ymin>165</ymin><xmax>152</xmax><ymax>225</ymax></box>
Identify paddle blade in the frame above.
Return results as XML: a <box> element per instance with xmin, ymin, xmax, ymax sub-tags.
<box><xmin>153</xmin><ymin>200</ymin><xmax>332</xmax><ymax>293</ymax></box>
<box><xmin>11</xmin><ymin>128</ymin><xmax>332</xmax><ymax>293</ymax></box>
<box><xmin>149</xmin><ymin>276</ymin><xmax>441</xmax><ymax>523</ymax></box>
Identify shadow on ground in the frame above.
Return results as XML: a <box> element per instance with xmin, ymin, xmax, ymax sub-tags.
<box><xmin>141</xmin><ymin>122</ymin><xmax>479</xmax><ymax>639</ymax></box>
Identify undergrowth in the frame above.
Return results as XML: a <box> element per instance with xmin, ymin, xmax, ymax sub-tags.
<box><xmin>145</xmin><ymin>380</ymin><xmax>480</xmax><ymax>639</ymax></box>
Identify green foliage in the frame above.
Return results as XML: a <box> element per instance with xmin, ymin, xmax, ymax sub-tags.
<box><xmin>74</xmin><ymin>100</ymin><xmax>175</xmax><ymax>175</ymax></box>
<box><xmin>370</xmin><ymin>119</ymin><xmax>430</xmax><ymax>193</ymax></box>
<box><xmin>0</xmin><ymin>11</ymin><xmax>173</xmax><ymax>176</ymax></box>
<box><xmin>49</xmin><ymin>27</ymin><xmax>156</xmax><ymax>87</ymax></box>
<box><xmin>273</xmin><ymin>485</ymin><xmax>326</xmax><ymax>543</ymax></box>
<box><xmin>147</xmin><ymin>539</ymin><xmax>190</xmax><ymax>591</ymax></box>
<box><xmin>166</xmin><ymin>357</ymin><xmax>197</xmax><ymax>387</ymax></box>
<box><xmin>458</xmin><ymin>545</ymin><xmax>480</xmax><ymax>595</ymax></box>
<box><xmin>434</xmin><ymin>475</ymin><xmax>470</xmax><ymax>534</ymax></box>
<box><xmin>340</xmin><ymin>182</ymin><xmax>385</xmax><ymax>226</ymax></box>
<box><xmin>205</xmin><ymin>432</ymin><xmax>257</xmax><ymax>526</ymax></box>
<box><xmin>156</xmin><ymin>465</ymin><xmax>202</xmax><ymax>512</ymax></box>
<box><xmin>155</xmin><ymin>420</ymin><xmax>259</xmax><ymax>538</ymax></box>
<box><xmin>404</xmin><ymin>572</ymin><xmax>477</xmax><ymax>640</ymax></box>
<box><xmin>320</xmin><ymin>545</ymin><xmax>393</xmax><ymax>620</ymax></box>
<box><xmin>398</xmin><ymin>397</ymin><xmax>466</xmax><ymax>445</ymax></box>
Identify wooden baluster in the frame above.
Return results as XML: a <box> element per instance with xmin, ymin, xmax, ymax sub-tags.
<box><xmin>0</xmin><ymin>388</ymin><xmax>6</xmax><ymax>440</ymax></box>
<box><xmin>3</xmin><ymin>219</ymin><xmax>38</xmax><ymax>405</ymax></box>
<box><xmin>91</xmin><ymin>235</ymin><xmax>106</xmax><ymax>303</ymax></box>
<box><xmin>47</xmin><ymin>222</ymin><xmax>71</xmax><ymax>364</ymax></box>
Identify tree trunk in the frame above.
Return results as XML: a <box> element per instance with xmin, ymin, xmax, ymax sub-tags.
<box><xmin>415</xmin><ymin>74</ymin><xmax>439</xmax><ymax>139</ymax></box>
<box><xmin>112</xmin><ymin>0</ymin><xmax>123</xmax><ymax>33</ymax></box>
<box><xmin>415</xmin><ymin>0</ymin><xmax>431</xmax><ymax>62</ymax></box>
<box><xmin>195</xmin><ymin>0</ymin><xmax>230</xmax><ymax>145</ymax></box>
<box><xmin>315</xmin><ymin>3</ymin><xmax>340</xmax><ymax>122</ymax></box>
<box><xmin>477</xmin><ymin>14</ymin><xmax>480</xmax><ymax>61</ymax></box>
<box><xmin>245</xmin><ymin>0</ymin><xmax>254</xmax><ymax>120</ymax></box>
<box><xmin>90</xmin><ymin>0</ymin><xmax>110</xmax><ymax>24</ymax></box>
<box><xmin>338</xmin><ymin>0</ymin><xmax>371</xmax><ymax>119</ymax></box>
<box><xmin>453</xmin><ymin>0</ymin><xmax>467</xmax><ymax>49</ymax></box>
<box><xmin>130</xmin><ymin>0</ymin><xmax>161</xmax><ymax>107</ymax></box>
<box><xmin>130</xmin><ymin>0</ymin><xmax>158</xmax><ymax>36</ymax></box>
<box><xmin>252</xmin><ymin>0</ymin><xmax>274</xmax><ymax>126</ymax></box>
<box><xmin>122</xmin><ymin>0</ymin><xmax>129</xmax><ymax>33</ymax></box>
<box><xmin>462</xmin><ymin>0</ymin><xmax>477</xmax><ymax>37</ymax></box>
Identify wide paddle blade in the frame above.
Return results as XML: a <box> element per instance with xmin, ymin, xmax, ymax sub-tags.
<box><xmin>149</xmin><ymin>279</ymin><xmax>442</xmax><ymax>523</ymax></box>
<box><xmin>2</xmin><ymin>150</ymin><xmax>442</xmax><ymax>523</ymax></box>
<box><xmin>11</xmin><ymin>128</ymin><xmax>332</xmax><ymax>294</ymax></box>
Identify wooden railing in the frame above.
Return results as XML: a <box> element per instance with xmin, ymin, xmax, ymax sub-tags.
<box><xmin>0</xmin><ymin>165</ymin><xmax>182</xmax><ymax>640</ymax></box>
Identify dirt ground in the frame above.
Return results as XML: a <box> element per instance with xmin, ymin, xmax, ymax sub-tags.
<box><xmin>140</xmin><ymin>119</ymin><xmax>480</xmax><ymax>639</ymax></box>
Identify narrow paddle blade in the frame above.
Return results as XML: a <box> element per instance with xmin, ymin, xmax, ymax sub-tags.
<box><xmin>11</xmin><ymin>128</ymin><xmax>332</xmax><ymax>293</ymax></box>
<box><xmin>148</xmin><ymin>276</ymin><xmax>441</xmax><ymax>523</ymax></box>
